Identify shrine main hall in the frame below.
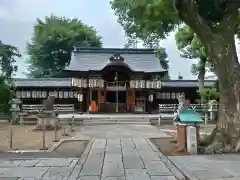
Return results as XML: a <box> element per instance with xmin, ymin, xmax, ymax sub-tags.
<box><xmin>13</xmin><ymin>48</ymin><xmax>215</xmax><ymax>113</ymax></box>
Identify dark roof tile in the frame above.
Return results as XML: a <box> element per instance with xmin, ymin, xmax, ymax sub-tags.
<box><xmin>66</xmin><ymin>48</ymin><xmax>166</xmax><ymax>72</ymax></box>
<box><xmin>13</xmin><ymin>78</ymin><xmax>72</xmax><ymax>87</ymax></box>
<box><xmin>161</xmin><ymin>80</ymin><xmax>215</xmax><ymax>87</ymax></box>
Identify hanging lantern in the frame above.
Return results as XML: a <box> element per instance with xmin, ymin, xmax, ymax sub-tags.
<box><xmin>58</xmin><ymin>91</ymin><xmax>63</xmax><ymax>98</ymax></box>
<box><xmin>156</xmin><ymin>80</ymin><xmax>162</xmax><ymax>89</ymax></box>
<box><xmin>148</xmin><ymin>94</ymin><xmax>154</xmax><ymax>102</ymax></box>
<box><xmin>41</xmin><ymin>91</ymin><xmax>47</xmax><ymax>98</ymax></box>
<box><xmin>140</xmin><ymin>80</ymin><xmax>145</xmax><ymax>88</ymax></box>
<box><xmin>26</xmin><ymin>91</ymin><xmax>31</xmax><ymax>98</ymax></box>
<box><xmin>64</xmin><ymin>91</ymin><xmax>68</xmax><ymax>98</ymax></box>
<box><xmin>77</xmin><ymin>94</ymin><xmax>83</xmax><ymax>102</ymax></box>
<box><xmin>69</xmin><ymin>91</ymin><xmax>73</xmax><ymax>98</ymax></box>
<box><xmin>130</xmin><ymin>80</ymin><xmax>135</xmax><ymax>88</ymax></box>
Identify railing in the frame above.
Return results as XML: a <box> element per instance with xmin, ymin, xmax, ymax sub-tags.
<box><xmin>157</xmin><ymin>103</ymin><xmax>219</xmax><ymax>125</ymax></box>
<box><xmin>159</xmin><ymin>103</ymin><xmax>219</xmax><ymax>113</ymax></box>
<box><xmin>20</xmin><ymin>104</ymin><xmax>75</xmax><ymax>125</ymax></box>
<box><xmin>21</xmin><ymin>104</ymin><xmax>75</xmax><ymax>114</ymax></box>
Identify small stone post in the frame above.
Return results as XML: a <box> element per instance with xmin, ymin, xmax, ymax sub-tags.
<box><xmin>40</xmin><ymin>118</ymin><xmax>47</xmax><ymax>150</ymax></box>
<box><xmin>53</xmin><ymin>118</ymin><xmax>58</xmax><ymax>142</ymax></box>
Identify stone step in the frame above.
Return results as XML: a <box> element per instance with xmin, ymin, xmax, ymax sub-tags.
<box><xmin>82</xmin><ymin>118</ymin><xmax>150</xmax><ymax>125</ymax></box>
<box><xmin>83</xmin><ymin>121</ymin><xmax>150</xmax><ymax>125</ymax></box>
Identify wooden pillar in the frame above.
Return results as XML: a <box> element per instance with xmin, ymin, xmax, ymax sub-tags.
<box><xmin>126</xmin><ymin>89</ymin><xmax>135</xmax><ymax>112</ymax></box>
<box><xmin>98</xmin><ymin>90</ymin><xmax>101</xmax><ymax>112</ymax></box>
<box><xmin>98</xmin><ymin>89</ymin><xmax>106</xmax><ymax>112</ymax></box>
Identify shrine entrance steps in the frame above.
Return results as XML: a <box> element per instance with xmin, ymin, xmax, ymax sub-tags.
<box><xmin>58</xmin><ymin>114</ymin><xmax>163</xmax><ymax>125</ymax></box>
<box><xmin>82</xmin><ymin>118</ymin><xmax>150</xmax><ymax>125</ymax></box>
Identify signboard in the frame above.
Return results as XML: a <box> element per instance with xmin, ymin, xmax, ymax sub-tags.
<box><xmin>186</xmin><ymin>126</ymin><xmax>197</xmax><ymax>154</ymax></box>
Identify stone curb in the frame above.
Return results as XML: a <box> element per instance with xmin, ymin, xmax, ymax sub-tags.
<box><xmin>68</xmin><ymin>138</ymin><xmax>95</xmax><ymax>180</ymax></box>
<box><xmin>160</xmin><ymin>129</ymin><xmax>210</xmax><ymax>135</ymax></box>
<box><xmin>4</xmin><ymin>136</ymin><xmax>91</xmax><ymax>153</ymax></box>
<box><xmin>168</xmin><ymin>156</ymin><xmax>199</xmax><ymax>180</ymax></box>
<box><xmin>145</xmin><ymin>138</ymin><xmax>186</xmax><ymax>180</ymax></box>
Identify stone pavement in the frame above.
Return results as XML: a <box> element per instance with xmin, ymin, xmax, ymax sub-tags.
<box><xmin>0</xmin><ymin>125</ymin><xmax>184</xmax><ymax>179</ymax></box>
<box><xmin>169</xmin><ymin>155</ymin><xmax>240</xmax><ymax>180</ymax></box>
<box><xmin>75</xmin><ymin>124</ymin><xmax>171</xmax><ymax>139</ymax></box>
<box><xmin>0</xmin><ymin>138</ymin><xmax>182</xmax><ymax>180</ymax></box>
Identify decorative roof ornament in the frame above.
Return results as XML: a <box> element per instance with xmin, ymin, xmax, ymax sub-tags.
<box><xmin>109</xmin><ymin>53</ymin><xmax>124</xmax><ymax>62</ymax></box>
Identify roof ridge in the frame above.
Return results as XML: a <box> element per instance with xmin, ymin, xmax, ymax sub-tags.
<box><xmin>73</xmin><ymin>47</ymin><xmax>156</xmax><ymax>54</ymax></box>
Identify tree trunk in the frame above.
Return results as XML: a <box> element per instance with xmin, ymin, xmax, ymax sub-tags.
<box><xmin>203</xmin><ymin>40</ymin><xmax>240</xmax><ymax>153</ymax></box>
<box><xmin>198</xmin><ymin>58</ymin><xmax>206</xmax><ymax>104</ymax></box>
<box><xmin>177</xmin><ymin>0</ymin><xmax>240</xmax><ymax>153</ymax></box>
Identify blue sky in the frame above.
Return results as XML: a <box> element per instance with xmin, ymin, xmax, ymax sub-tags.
<box><xmin>0</xmin><ymin>0</ymin><xmax>217</xmax><ymax>79</ymax></box>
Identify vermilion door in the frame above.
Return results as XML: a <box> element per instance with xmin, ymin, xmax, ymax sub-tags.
<box><xmin>98</xmin><ymin>90</ymin><xmax>106</xmax><ymax>112</ymax></box>
<box><xmin>126</xmin><ymin>89</ymin><xmax>135</xmax><ymax>111</ymax></box>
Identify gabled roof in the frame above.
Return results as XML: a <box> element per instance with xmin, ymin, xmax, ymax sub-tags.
<box><xmin>13</xmin><ymin>78</ymin><xmax>216</xmax><ymax>88</ymax></box>
<box><xmin>66</xmin><ymin>48</ymin><xmax>167</xmax><ymax>73</ymax></box>
<box><xmin>161</xmin><ymin>80</ymin><xmax>215</xmax><ymax>87</ymax></box>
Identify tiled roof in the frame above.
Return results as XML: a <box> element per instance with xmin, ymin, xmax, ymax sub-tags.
<box><xmin>66</xmin><ymin>48</ymin><xmax>167</xmax><ymax>73</ymax></box>
<box><xmin>13</xmin><ymin>78</ymin><xmax>72</xmax><ymax>87</ymax></box>
<box><xmin>161</xmin><ymin>80</ymin><xmax>215</xmax><ymax>87</ymax></box>
<box><xmin>13</xmin><ymin>78</ymin><xmax>216</xmax><ymax>88</ymax></box>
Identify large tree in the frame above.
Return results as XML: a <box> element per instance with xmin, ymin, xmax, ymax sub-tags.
<box><xmin>0</xmin><ymin>76</ymin><xmax>14</xmax><ymax>115</ymax></box>
<box><xmin>27</xmin><ymin>15</ymin><xmax>103</xmax><ymax>77</ymax></box>
<box><xmin>156</xmin><ymin>47</ymin><xmax>170</xmax><ymax>80</ymax></box>
<box><xmin>0</xmin><ymin>41</ymin><xmax>21</xmax><ymax>78</ymax></box>
<box><xmin>175</xmin><ymin>25</ymin><xmax>213</xmax><ymax>101</ymax></box>
<box><xmin>0</xmin><ymin>41</ymin><xmax>19</xmax><ymax>115</ymax></box>
<box><xmin>111</xmin><ymin>0</ymin><xmax>240</xmax><ymax>152</ymax></box>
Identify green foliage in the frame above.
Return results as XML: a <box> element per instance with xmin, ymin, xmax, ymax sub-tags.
<box><xmin>0</xmin><ymin>76</ymin><xmax>14</xmax><ymax>114</ymax></box>
<box><xmin>198</xmin><ymin>88</ymin><xmax>219</xmax><ymax>101</ymax></box>
<box><xmin>175</xmin><ymin>25</ymin><xmax>206</xmax><ymax>59</ymax></box>
<box><xmin>156</xmin><ymin>47</ymin><xmax>170</xmax><ymax>79</ymax></box>
<box><xmin>0</xmin><ymin>41</ymin><xmax>21</xmax><ymax>78</ymax></box>
<box><xmin>156</xmin><ymin>47</ymin><xmax>169</xmax><ymax>70</ymax></box>
<box><xmin>27</xmin><ymin>15</ymin><xmax>103</xmax><ymax>77</ymax></box>
<box><xmin>174</xmin><ymin>25</ymin><xmax>215</xmax><ymax>78</ymax></box>
<box><xmin>111</xmin><ymin>0</ymin><xmax>239</xmax><ymax>46</ymax></box>
<box><xmin>110</xmin><ymin>0</ymin><xmax>180</xmax><ymax>46</ymax></box>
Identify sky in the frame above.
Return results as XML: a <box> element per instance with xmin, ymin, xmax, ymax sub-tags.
<box><xmin>1</xmin><ymin>0</ymin><xmax>237</xmax><ymax>79</ymax></box>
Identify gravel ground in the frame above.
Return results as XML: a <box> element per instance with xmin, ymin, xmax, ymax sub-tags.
<box><xmin>0</xmin><ymin>124</ymin><xmax>76</xmax><ymax>151</ymax></box>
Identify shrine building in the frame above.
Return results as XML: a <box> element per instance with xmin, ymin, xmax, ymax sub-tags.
<box><xmin>13</xmin><ymin>48</ymin><xmax>215</xmax><ymax>113</ymax></box>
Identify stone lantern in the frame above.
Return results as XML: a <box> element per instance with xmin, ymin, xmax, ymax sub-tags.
<box><xmin>36</xmin><ymin>96</ymin><xmax>58</xmax><ymax>130</ymax></box>
<box><xmin>9</xmin><ymin>98</ymin><xmax>22</xmax><ymax>124</ymax></box>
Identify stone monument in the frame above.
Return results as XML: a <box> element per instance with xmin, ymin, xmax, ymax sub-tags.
<box><xmin>36</xmin><ymin>96</ymin><xmax>59</xmax><ymax>130</ymax></box>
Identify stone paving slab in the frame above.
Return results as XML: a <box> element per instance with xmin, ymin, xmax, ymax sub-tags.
<box><xmin>75</xmin><ymin>125</ymin><xmax>171</xmax><ymax>138</ymax></box>
<box><xmin>169</xmin><ymin>155</ymin><xmax>240</xmax><ymax>180</ymax></box>
<box><xmin>0</xmin><ymin>125</ymin><xmax>182</xmax><ymax>179</ymax></box>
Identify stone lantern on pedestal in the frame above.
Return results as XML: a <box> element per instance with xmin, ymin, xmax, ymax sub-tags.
<box><xmin>9</xmin><ymin>98</ymin><xmax>22</xmax><ymax>124</ymax></box>
<box><xmin>36</xmin><ymin>96</ymin><xmax>58</xmax><ymax>130</ymax></box>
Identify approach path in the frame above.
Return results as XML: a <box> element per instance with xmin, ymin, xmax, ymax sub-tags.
<box><xmin>0</xmin><ymin>125</ymin><xmax>185</xmax><ymax>180</ymax></box>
